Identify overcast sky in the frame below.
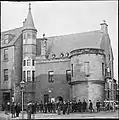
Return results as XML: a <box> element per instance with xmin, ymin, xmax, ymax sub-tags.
<box><xmin>1</xmin><ymin>1</ymin><xmax>118</xmax><ymax>82</ymax></box>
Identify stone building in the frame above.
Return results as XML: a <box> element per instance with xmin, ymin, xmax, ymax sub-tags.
<box><xmin>0</xmin><ymin>4</ymin><xmax>116</xmax><ymax>109</ymax></box>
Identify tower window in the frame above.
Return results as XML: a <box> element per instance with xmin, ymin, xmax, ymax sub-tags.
<box><xmin>32</xmin><ymin>33</ymin><xmax>36</xmax><ymax>39</ymax></box>
<box><xmin>102</xmin><ymin>63</ymin><xmax>104</xmax><ymax>76</ymax></box>
<box><xmin>84</xmin><ymin>62</ymin><xmax>89</xmax><ymax>76</ymax></box>
<box><xmin>66</xmin><ymin>70</ymin><xmax>71</xmax><ymax>82</ymax></box>
<box><xmin>27</xmin><ymin>71</ymin><xmax>31</xmax><ymax>81</ymax></box>
<box><xmin>23</xmin><ymin>60</ymin><xmax>26</xmax><ymax>66</ymax></box>
<box><xmin>48</xmin><ymin>71</ymin><xmax>54</xmax><ymax>82</ymax></box>
<box><xmin>23</xmin><ymin>71</ymin><xmax>26</xmax><ymax>81</ymax></box>
<box><xmin>32</xmin><ymin>60</ymin><xmax>35</xmax><ymax>66</ymax></box>
<box><xmin>4</xmin><ymin>69</ymin><xmax>8</xmax><ymax>81</ymax></box>
<box><xmin>4</xmin><ymin>49</ymin><xmax>8</xmax><ymax>60</ymax></box>
<box><xmin>27</xmin><ymin>59</ymin><xmax>31</xmax><ymax>66</ymax></box>
<box><xmin>32</xmin><ymin>71</ymin><xmax>35</xmax><ymax>82</ymax></box>
<box><xmin>27</xmin><ymin>33</ymin><xmax>31</xmax><ymax>39</ymax></box>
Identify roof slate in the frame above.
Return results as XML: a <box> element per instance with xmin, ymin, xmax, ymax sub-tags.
<box><xmin>36</xmin><ymin>30</ymin><xmax>103</xmax><ymax>58</ymax></box>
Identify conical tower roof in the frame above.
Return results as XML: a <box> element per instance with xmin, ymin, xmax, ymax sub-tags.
<box><xmin>23</xmin><ymin>3</ymin><xmax>37</xmax><ymax>31</ymax></box>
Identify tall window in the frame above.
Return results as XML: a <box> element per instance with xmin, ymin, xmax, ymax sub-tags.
<box><xmin>4</xmin><ymin>69</ymin><xmax>8</xmax><ymax>81</ymax></box>
<box><xmin>102</xmin><ymin>63</ymin><xmax>104</xmax><ymax>76</ymax></box>
<box><xmin>27</xmin><ymin>71</ymin><xmax>31</xmax><ymax>81</ymax></box>
<box><xmin>32</xmin><ymin>71</ymin><xmax>35</xmax><ymax>82</ymax></box>
<box><xmin>66</xmin><ymin>70</ymin><xmax>71</xmax><ymax>82</ymax></box>
<box><xmin>27</xmin><ymin>33</ymin><xmax>31</xmax><ymax>39</ymax></box>
<box><xmin>4</xmin><ymin>49</ymin><xmax>8</xmax><ymax>60</ymax></box>
<box><xmin>27</xmin><ymin>59</ymin><xmax>31</xmax><ymax>66</ymax></box>
<box><xmin>32</xmin><ymin>60</ymin><xmax>35</xmax><ymax>66</ymax></box>
<box><xmin>48</xmin><ymin>71</ymin><xmax>54</xmax><ymax>82</ymax></box>
<box><xmin>23</xmin><ymin>71</ymin><xmax>26</xmax><ymax>81</ymax></box>
<box><xmin>23</xmin><ymin>60</ymin><xmax>26</xmax><ymax>66</ymax></box>
<box><xmin>84</xmin><ymin>62</ymin><xmax>89</xmax><ymax>76</ymax></box>
<box><xmin>32</xmin><ymin>33</ymin><xmax>36</xmax><ymax>39</ymax></box>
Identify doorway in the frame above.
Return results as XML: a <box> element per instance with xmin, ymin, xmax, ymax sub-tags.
<box><xmin>44</xmin><ymin>94</ymin><xmax>49</xmax><ymax>104</ymax></box>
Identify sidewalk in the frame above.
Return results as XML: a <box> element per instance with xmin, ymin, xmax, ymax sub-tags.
<box><xmin>0</xmin><ymin>110</ymin><xmax>118</xmax><ymax>119</ymax></box>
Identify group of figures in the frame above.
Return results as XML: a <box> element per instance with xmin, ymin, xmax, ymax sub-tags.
<box><xmin>27</xmin><ymin>99</ymin><xmax>102</xmax><ymax>116</ymax></box>
<box><xmin>2</xmin><ymin>99</ymin><xmax>116</xmax><ymax>119</ymax></box>
<box><xmin>3</xmin><ymin>102</ymin><xmax>21</xmax><ymax>118</ymax></box>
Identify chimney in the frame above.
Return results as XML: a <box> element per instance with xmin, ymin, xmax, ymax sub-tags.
<box><xmin>100</xmin><ymin>20</ymin><xmax>108</xmax><ymax>34</ymax></box>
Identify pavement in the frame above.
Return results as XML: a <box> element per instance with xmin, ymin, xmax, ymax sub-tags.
<box><xmin>0</xmin><ymin>110</ymin><xmax>118</xmax><ymax>119</ymax></box>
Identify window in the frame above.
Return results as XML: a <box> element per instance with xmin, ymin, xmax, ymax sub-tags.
<box><xmin>4</xmin><ymin>49</ymin><xmax>8</xmax><ymax>60</ymax></box>
<box><xmin>27</xmin><ymin>59</ymin><xmax>31</xmax><ymax>66</ymax></box>
<box><xmin>66</xmin><ymin>70</ymin><xmax>71</xmax><ymax>82</ymax></box>
<box><xmin>23</xmin><ymin>71</ymin><xmax>26</xmax><ymax>81</ymax></box>
<box><xmin>84</xmin><ymin>62</ymin><xmax>89</xmax><ymax>76</ymax></box>
<box><xmin>71</xmin><ymin>64</ymin><xmax>73</xmax><ymax>77</ymax></box>
<box><xmin>27</xmin><ymin>33</ymin><xmax>31</xmax><ymax>39</ymax></box>
<box><xmin>32</xmin><ymin>71</ymin><xmax>35</xmax><ymax>82</ymax></box>
<box><xmin>23</xmin><ymin>60</ymin><xmax>26</xmax><ymax>66</ymax></box>
<box><xmin>27</xmin><ymin>71</ymin><xmax>31</xmax><ymax>81</ymax></box>
<box><xmin>102</xmin><ymin>63</ymin><xmax>104</xmax><ymax>76</ymax></box>
<box><xmin>23</xmin><ymin>34</ymin><xmax>25</xmax><ymax>39</ymax></box>
<box><xmin>32</xmin><ymin>33</ymin><xmax>36</xmax><ymax>39</ymax></box>
<box><xmin>4</xmin><ymin>69</ymin><xmax>8</xmax><ymax>81</ymax></box>
<box><xmin>32</xmin><ymin>60</ymin><xmax>35</xmax><ymax>66</ymax></box>
<box><xmin>48</xmin><ymin>71</ymin><xmax>54</xmax><ymax>82</ymax></box>
<box><xmin>4</xmin><ymin>35</ymin><xmax>9</xmax><ymax>44</ymax></box>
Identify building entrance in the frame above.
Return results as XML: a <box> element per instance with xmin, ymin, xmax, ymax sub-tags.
<box><xmin>44</xmin><ymin>94</ymin><xmax>49</xmax><ymax>104</ymax></box>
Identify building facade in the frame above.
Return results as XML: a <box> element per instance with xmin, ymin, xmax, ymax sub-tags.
<box><xmin>0</xmin><ymin>4</ymin><xmax>116</xmax><ymax>109</ymax></box>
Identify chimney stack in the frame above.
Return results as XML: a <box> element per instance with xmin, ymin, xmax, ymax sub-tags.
<box><xmin>100</xmin><ymin>20</ymin><xmax>108</xmax><ymax>34</ymax></box>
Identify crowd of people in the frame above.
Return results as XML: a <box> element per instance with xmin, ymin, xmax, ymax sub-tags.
<box><xmin>2</xmin><ymin>99</ymin><xmax>116</xmax><ymax>118</ymax></box>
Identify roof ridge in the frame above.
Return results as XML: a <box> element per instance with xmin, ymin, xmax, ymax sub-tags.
<box><xmin>1</xmin><ymin>27</ymin><xmax>23</xmax><ymax>33</ymax></box>
<box><xmin>37</xmin><ymin>29</ymin><xmax>101</xmax><ymax>39</ymax></box>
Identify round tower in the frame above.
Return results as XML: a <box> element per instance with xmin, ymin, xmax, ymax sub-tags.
<box><xmin>22</xmin><ymin>3</ymin><xmax>37</xmax><ymax>82</ymax></box>
<box><xmin>70</xmin><ymin>48</ymin><xmax>106</xmax><ymax>105</ymax></box>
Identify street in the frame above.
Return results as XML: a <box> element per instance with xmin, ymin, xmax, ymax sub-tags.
<box><xmin>0</xmin><ymin>110</ymin><xmax>118</xmax><ymax>119</ymax></box>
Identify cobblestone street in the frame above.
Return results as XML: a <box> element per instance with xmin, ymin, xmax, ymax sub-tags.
<box><xmin>0</xmin><ymin>110</ymin><xmax>118</xmax><ymax>119</ymax></box>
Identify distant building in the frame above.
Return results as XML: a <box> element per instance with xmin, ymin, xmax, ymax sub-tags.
<box><xmin>0</xmin><ymin>3</ymin><xmax>116</xmax><ymax>109</ymax></box>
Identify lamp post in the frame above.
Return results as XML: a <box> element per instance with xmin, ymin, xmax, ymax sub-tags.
<box><xmin>20</xmin><ymin>80</ymin><xmax>25</xmax><ymax>119</ymax></box>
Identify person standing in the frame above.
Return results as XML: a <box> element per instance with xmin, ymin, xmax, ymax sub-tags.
<box><xmin>11</xmin><ymin>102</ymin><xmax>16</xmax><ymax>118</ymax></box>
<box><xmin>89</xmin><ymin>100</ymin><xmax>93</xmax><ymax>113</ymax></box>
<box><xmin>15</xmin><ymin>103</ymin><xmax>21</xmax><ymax>117</ymax></box>
<box><xmin>96</xmin><ymin>100</ymin><xmax>100</xmax><ymax>112</ymax></box>
<box><xmin>77</xmin><ymin>99</ymin><xmax>82</xmax><ymax>112</ymax></box>
<box><xmin>83</xmin><ymin>99</ymin><xmax>87</xmax><ymax>112</ymax></box>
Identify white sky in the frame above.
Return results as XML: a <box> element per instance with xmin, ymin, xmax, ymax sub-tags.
<box><xmin>1</xmin><ymin>1</ymin><xmax>118</xmax><ymax>82</ymax></box>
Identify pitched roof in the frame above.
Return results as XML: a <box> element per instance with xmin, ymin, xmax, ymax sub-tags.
<box><xmin>36</xmin><ymin>30</ymin><xmax>103</xmax><ymax>58</ymax></box>
<box><xmin>23</xmin><ymin>7</ymin><xmax>36</xmax><ymax>31</ymax></box>
<box><xmin>1</xmin><ymin>27</ymin><xmax>23</xmax><ymax>48</ymax></box>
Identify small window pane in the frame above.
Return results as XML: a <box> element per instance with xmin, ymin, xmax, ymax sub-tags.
<box><xmin>23</xmin><ymin>71</ymin><xmax>26</xmax><ymax>81</ymax></box>
<box><xmin>32</xmin><ymin>60</ymin><xmax>35</xmax><ymax>66</ymax></box>
<box><xmin>66</xmin><ymin>70</ymin><xmax>71</xmax><ymax>82</ymax></box>
<box><xmin>32</xmin><ymin>71</ymin><xmax>35</xmax><ymax>81</ymax></box>
<box><xmin>27</xmin><ymin>71</ymin><xmax>31</xmax><ymax>81</ymax></box>
<box><xmin>27</xmin><ymin>59</ymin><xmax>31</xmax><ymax>66</ymax></box>
<box><xmin>27</xmin><ymin>33</ymin><xmax>31</xmax><ymax>39</ymax></box>
<box><xmin>4</xmin><ymin>49</ymin><xmax>8</xmax><ymax>60</ymax></box>
<box><xmin>4</xmin><ymin>69</ymin><xmax>8</xmax><ymax>81</ymax></box>
<box><xmin>24</xmin><ymin>60</ymin><xmax>26</xmax><ymax>66</ymax></box>
<box><xmin>84</xmin><ymin>62</ymin><xmax>89</xmax><ymax>76</ymax></box>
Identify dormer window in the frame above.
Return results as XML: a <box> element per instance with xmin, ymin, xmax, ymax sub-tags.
<box><xmin>65</xmin><ymin>52</ymin><xmax>69</xmax><ymax>57</ymax></box>
<box><xmin>52</xmin><ymin>54</ymin><xmax>56</xmax><ymax>58</ymax></box>
<box><xmin>4</xmin><ymin>34</ymin><xmax>9</xmax><ymax>44</ymax></box>
<box><xmin>60</xmin><ymin>52</ymin><xmax>64</xmax><ymax>57</ymax></box>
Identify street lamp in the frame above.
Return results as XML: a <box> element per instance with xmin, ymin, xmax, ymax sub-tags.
<box><xmin>20</xmin><ymin>80</ymin><xmax>25</xmax><ymax>119</ymax></box>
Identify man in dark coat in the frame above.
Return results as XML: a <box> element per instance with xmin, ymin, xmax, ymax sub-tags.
<box><xmin>96</xmin><ymin>100</ymin><xmax>100</xmax><ymax>112</ymax></box>
<box><xmin>15</xmin><ymin>103</ymin><xmax>21</xmax><ymax>117</ymax></box>
<box><xmin>83</xmin><ymin>99</ymin><xmax>87</xmax><ymax>112</ymax></box>
<box><xmin>11</xmin><ymin>102</ymin><xmax>16</xmax><ymax>118</ymax></box>
<box><xmin>89</xmin><ymin>100</ymin><xmax>93</xmax><ymax>113</ymax></box>
<box><xmin>77</xmin><ymin>100</ymin><xmax>82</xmax><ymax>112</ymax></box>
